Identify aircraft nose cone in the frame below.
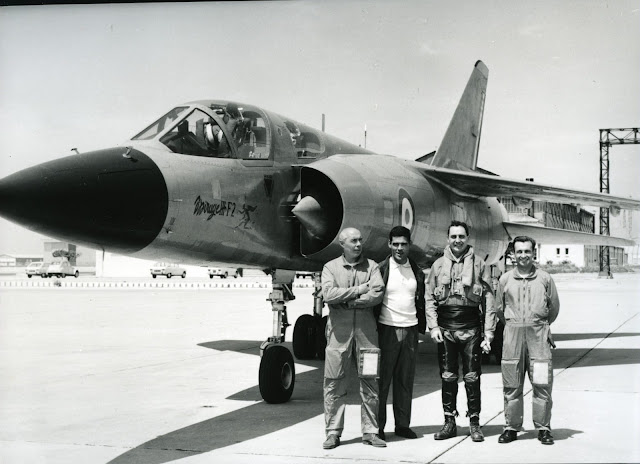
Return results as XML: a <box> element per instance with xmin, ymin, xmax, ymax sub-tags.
<box><xmin>0</xmin><ymin>147</ymin><xmax>168</xmax><ymax>253</ymax></box>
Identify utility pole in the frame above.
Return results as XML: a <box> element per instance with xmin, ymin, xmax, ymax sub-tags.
<box><xmin>598</xmin><ymin>128</ymin><xmax>639</xmax><ymax>278</ymax></box>
<box><xmin>364</xmin><ymin>123</ymin><xmax>367</xmax><ymax>149</ymax></box>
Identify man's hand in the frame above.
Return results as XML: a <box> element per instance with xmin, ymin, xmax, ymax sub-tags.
<box><xmin>480</xmin><ymin>339</ymin><xmax>491</xmax><ymax>354</ymax></box>
<box><xmin>357</xmin><ymin>283</ymin><xmax>370</xmax><ymax>296</ymax></box>
<box><xmin>430</xmin><ymin>327</ymin><xmax>443</xmax><ymax>343</ymax></box>
<box><xmin>481</xmin><ymin>332</ymin><xmax>493</xmax><ymax>354</ymax></box>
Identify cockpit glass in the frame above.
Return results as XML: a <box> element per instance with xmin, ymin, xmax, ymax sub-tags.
<box><xmin>131</xmin><ymin>106</ymin><xmax>190</xmax><ymax>140</ymax></box>
<box><xmin>159</xmin><ymin>109</ymin><xmax>225</xmax><ymax>157</ymax></box>
<box><xmin>131</xmin><ymin>103</ymin><xmax>272</xmax><ymax>160</ymax></box>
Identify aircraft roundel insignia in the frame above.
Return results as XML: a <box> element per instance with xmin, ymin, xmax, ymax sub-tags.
<box><xmin>398</xmin><ymin>188</ymin><xmax>415</xmax><ymax>231</ymax></box>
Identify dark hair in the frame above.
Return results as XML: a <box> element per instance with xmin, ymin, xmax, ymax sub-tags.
<box><xmin>513</xmin><ymin>235</ymin><xmax>536</xmax><ymax>249</ymax></box>
<box><xmin>388</xmin><ymin>226</ymin><xmax>411</xmax><ymax>242</ymax></box>
<box><xmin>448</xmin><ymin>220</ymin><xmax>469</xmax><ymax>236</ymax></box>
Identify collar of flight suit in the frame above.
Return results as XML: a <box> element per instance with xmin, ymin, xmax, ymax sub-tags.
<box><xmin>513</xmin><ymin>266</ymin><xmax>539</xmax><ymax>280</ymax></box>
<box><xmin>340</xmin><ymin>254</ymin><xmax>365</xmax><ymax>269</ymax></box>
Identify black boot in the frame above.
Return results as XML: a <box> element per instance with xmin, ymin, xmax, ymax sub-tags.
<box><xmin>469</xmin><ymin>416</ymin><xmax>484</xmax><ymax>442</ymax></box>
<box><xmin>538</xmin><ymin>429</ymin><xmax>554</xmax><ymax>445</ymax></box>
<box><xmin>434</xmin><ymin>416</ymin><xmax>457</xmax><ymax>440</ymax></box>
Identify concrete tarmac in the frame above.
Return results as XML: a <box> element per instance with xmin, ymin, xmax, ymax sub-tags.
<box><xmin>0</xmin><ymin>273</ymin><xmax>639</xmax><ymax>463</ymax></box>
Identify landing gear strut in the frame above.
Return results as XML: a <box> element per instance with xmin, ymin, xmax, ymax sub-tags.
<box><xmin>259</xmin><ymin>270</ymin><xmax>296</xmax><ymax>403</ymax></box>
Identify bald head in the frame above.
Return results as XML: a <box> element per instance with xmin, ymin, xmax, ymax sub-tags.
<box><xmin>338</xmin><ymin>227</ymin><xmax>363</xmax><ymax>263</ymax></box>
<box><xmin>339</xmin><ymin>227</ymin><xmax>360</xmax><ymax>244</ymax></box>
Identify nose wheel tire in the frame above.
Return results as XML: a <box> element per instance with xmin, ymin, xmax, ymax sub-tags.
<box><xmin>259</xmin><ymin>345</ymin><xmax>295</xmax><ymax>404</ymax></box>
<box><xmin>292</xmin><ymin>314</ymin><xmax>316</xmax><ymax>359</ymax></box>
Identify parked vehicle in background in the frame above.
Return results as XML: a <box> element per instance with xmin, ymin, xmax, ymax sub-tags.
<box><xmin>207</xmin><ymin>267</ymin><xmax>240</xmax><ymax>279</ymax></box>
<box><xmin>151</xmin><ymin>262</ymin><xmax>186</xmax><ymax>278</ymax></box>
<box><xmin>296</xmin><ymin>271</ymin><xmax>315</xmax><ymax>279</ymax></box>
<box><xmin>26</xmin><ymin>262</ymin><xmax>44</xmax><ymax>278</ymax></box>
<box><xmin>47</xmin><ymin>260</ymin><xmax>79</xmax><ymax>278</ymax></box>
<box><xmin>34</xmin><ymin>262</ymin><xmax>52</xmax><ymax>277</ymax></box>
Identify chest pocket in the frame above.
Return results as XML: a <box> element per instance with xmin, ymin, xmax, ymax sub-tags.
<box><xmin>434</xmin><ymin>259</ymin><xmax>483</xmax><ymax>304</ymax></box>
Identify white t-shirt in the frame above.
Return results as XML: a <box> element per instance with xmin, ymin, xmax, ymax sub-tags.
<box><xmin>379</xmin><ymin>259</ymin><xmax>418</xmax><ymax>327</ymax></box>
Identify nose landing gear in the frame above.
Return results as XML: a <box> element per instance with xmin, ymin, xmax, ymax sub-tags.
<box><xmin>258</xmin><ymin>270</ymin><xmax>327</xmax><ymax>403</ymax></box>
<box><xmin>259</xmin><ymin>270</ymin><xmax>296</xmax><ymax>403</ymax></box>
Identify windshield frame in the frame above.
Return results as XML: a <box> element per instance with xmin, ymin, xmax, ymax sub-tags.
<box><xmin>131</xmin><ymin>106</ymin><xmax>191</xmax><ymax>141</ymax></box>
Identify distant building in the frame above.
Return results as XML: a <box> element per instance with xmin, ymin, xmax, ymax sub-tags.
<box><xmin>0</xmin><ymin>254</ymin><xmax>16</xmax><ymax>267</ymax></box>
<box><xmin>0</xmin><ymin>254</ymin><xmax>42</xmax><ymax>267</ymax></box>
<box><xmin>499</xmin><ymin>198</ymin><xmax>627</xmax><ymax>267</ymax></box>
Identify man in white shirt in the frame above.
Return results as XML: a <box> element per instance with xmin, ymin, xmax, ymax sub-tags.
<box><xmin>375</xmin><ymin>226</ymin><xmax>426</xmax><ymax>440</ymax></box>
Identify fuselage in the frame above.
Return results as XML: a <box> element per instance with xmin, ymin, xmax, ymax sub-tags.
<box><xmin>0</xmin><ymin>100</ymin><xmax>510</xmax><ymax>271</ymax></box>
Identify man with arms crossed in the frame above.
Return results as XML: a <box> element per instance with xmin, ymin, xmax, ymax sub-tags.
<box><xmin>425</xmin><ymin>221</ymin><xmax>496</xmax><ymax>442</ymax></box>
<box><xmin>376</xmin><ymin>226</ymin><xmax>426</xmax><ymax>440</ymax></box>
<box><xmin>321</xmin><ymin>227</ymin><xmax>386</xmax><ymax>449</ymax></box>
<box><xmin>496</xmin><ymin>236</ymin><xmax>560</xmax><ymax>445</ymax></box>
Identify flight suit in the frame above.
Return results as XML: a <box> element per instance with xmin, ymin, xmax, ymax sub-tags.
<box><xmin>322</xmin><ymin>255</ymin><xmax>385</xmax><ymax>437</ymax></box>
<box><xmin>496</xmin><ymin>268</ymin><xmax>560</xmax><ymax>431</ymax></box>
<box><xmin>425</xmin><ymin>246</ymin><xmax>495</xmax><ymax>420</ymax></box>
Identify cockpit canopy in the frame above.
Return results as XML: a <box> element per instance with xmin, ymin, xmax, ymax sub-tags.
<box><xmin>131</xmin><ymin>102</ymin><xmax>270</xmax><ymax>160</ymax></box>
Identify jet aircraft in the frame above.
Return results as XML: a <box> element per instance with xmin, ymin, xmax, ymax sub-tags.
<box><xmin>0</xmin><ymin>60</ymin><xmax>638</xmax><ymax>403</ymax></box>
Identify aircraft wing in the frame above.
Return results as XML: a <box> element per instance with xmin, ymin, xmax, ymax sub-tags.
<box><xmin>416</xmin><ymin>164</ymin><xmax>640</xmax><ymax>211</ymax></box>
<box><xmin>503</xmin><ymin>222</ymin><xmax>634</xmax><ymax>247</ymax></box>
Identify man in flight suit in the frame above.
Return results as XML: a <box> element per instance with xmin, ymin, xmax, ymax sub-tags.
<box><xmin>495</xmin><ymin>236</ymin><xmax>560</xmax><ymax>445</ymax></box>
<box><xmin>376</xmin><ymin>226</ymin><xmax>426</xmax><ymax>440</ymax></box>
<box><xmin>425</xmin><ymin>221</ymin><xmax>496</xmax><ymax>442</ymax></box>
<box><xmin>322</xmin><ymin>227</ymin><xmax>386</xmax><ymax>449</ymax></box>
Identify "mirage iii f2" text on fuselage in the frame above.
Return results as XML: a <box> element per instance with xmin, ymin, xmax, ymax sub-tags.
<box><xmin>1</xmin><ymin>61</ymin><xmax>637</xmax><ymax>402</ymax></box>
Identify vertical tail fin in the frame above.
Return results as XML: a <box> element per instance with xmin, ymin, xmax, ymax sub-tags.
<box><xmin>430</xmin><ymin>60</ymin><xmax>488</xmax><ymax>171</ymax></box>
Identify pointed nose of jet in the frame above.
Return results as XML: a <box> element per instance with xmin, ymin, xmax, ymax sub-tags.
<box><xmin>0</xmin><ymin>147</ymin><xmax>168</xmax><ymax>254</ymax></box>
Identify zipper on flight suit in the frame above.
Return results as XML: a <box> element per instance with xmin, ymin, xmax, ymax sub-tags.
<box><xmin>350</xmin><ymin>264</ymin><xmax>358</xmax><ymax>327</ymax></box>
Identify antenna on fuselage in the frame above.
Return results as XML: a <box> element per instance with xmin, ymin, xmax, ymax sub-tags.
<box><xmin>322</xmin><ymin>114</ymin><xmax>325</xmax><ymax>132</ymax></box>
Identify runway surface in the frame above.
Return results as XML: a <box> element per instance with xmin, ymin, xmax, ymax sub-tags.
<box><xmin>0</xmin><ymin>273</ymin><xmax>639</xmax><ymax>463</ymax></box>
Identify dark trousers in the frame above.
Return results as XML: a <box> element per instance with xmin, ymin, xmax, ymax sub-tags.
<box><xmin>378</xmin><ymin>324</ymin><xmax>418</xmax><ymax>431</ymax></box>
<box><xmin>437</xmin><ymin>327</ymin><xmax>482</xmax><ymax>417</ymax></box>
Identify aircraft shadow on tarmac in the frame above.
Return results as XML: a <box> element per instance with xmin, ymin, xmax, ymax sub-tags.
<box><xmin>106</xmin><ymin>334</ymin><xmax>635</xmax><ymax>464</ymax></box>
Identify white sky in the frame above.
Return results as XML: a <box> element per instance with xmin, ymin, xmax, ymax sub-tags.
<box><xmin>1</xmin><ymin>0</ymin><xmax>639</xmax><ymax>254</ymax></box>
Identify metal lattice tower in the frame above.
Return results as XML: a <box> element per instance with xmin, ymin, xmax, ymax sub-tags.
<box><xmin>598</xmin><ymin>128</ymin><xmax>640</xmax><ymax>278</ymax></box>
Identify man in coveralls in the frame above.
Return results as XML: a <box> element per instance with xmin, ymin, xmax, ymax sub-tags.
<box><xmin>425</xmin><ymin>221</ymin><xmax>496</xmax><ymax>442</ymax></box>
<box><xmin>495</xmin><ymin>236</ymin><xmax>560</xmax><ymax>445</ymax></box>
<box><xmin>321</xmin><ymin>227</ymin><xmax>386</xmax><ymax>449</ymax></box>
<box><xmin>375</xmin><ymin>226</ymin><xmax>426</xmax><ymax>440</ymax></box>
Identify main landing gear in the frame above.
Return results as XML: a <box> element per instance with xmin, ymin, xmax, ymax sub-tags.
<box><xmin>292</xmin><ymin>272</ymin><xmax>327</xmax><ymax>361</ymax></box>
<box><xmin>258</xmin><ymin>270</ymin><xmax>327</xmax><ymax>404</ymax></box>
